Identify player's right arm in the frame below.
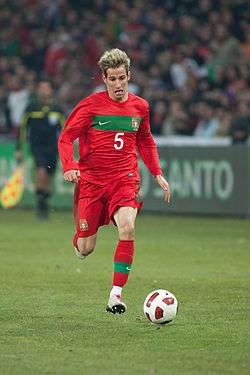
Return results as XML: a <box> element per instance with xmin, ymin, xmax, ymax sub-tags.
<box><xmin>58</xmin><ymin>98</ymin><xmax>92</xmax><ymax>182</ymax></box>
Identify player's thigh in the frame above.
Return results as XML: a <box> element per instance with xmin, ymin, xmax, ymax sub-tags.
<box><xmin>77</xmin><ymin>180</ymin><xmax>107</xmax><ymax>238</ymax></box>
<box><xmin>109</xmin><ymin>180</ymin><xmax>142</xmax><ymax>223</ymax></box>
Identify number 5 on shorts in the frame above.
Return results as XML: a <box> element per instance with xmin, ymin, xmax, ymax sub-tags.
<box><xmin>114</xmin><ymin>132</ymin><xmax>124</xmax><ymax>150</ymax></box>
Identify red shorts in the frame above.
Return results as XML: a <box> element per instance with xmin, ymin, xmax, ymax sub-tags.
<box><xmin>75</xmin><ymin>178</ymin><xmax>143</xmax><ymax>238</ymax></box>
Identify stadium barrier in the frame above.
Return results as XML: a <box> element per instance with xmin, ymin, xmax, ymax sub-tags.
<box><xmin>0</xmin><ymin>139</ymin><xmax>249</xmax><ymax>216</ymax></box>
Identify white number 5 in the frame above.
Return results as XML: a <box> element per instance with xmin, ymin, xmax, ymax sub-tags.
<box><xmin>114</xmin><ymin>132</ymin><xmax>124</xmax><ymax>150</ymax></box>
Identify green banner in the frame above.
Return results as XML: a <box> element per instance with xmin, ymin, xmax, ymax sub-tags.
<box><xmin>0</xmin><ymin>141</ymin><xmax>249</xmax><ymax>216</ymax></box>
<box><xmin>140</xmin><ymin>145</ymin><xmax>250</xmax><ymax>216</ymax></box>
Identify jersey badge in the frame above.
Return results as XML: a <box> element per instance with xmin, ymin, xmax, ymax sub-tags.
<box><xmin>79</xmin><ymin>219</ymin><xmax>89</xmax><ymax>231</ymax></box>
<box><xmin>131</xmin><ymin>117</ymin><xmax>140</xmax><ymax>131</ymax></box>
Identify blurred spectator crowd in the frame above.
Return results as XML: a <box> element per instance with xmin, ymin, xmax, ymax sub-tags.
<box><xmin>0</xmin><ymin>0</ymin><xmax>249</xmax><ymax>141</ymax></box>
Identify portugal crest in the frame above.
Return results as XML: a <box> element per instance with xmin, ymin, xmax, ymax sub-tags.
<box><xmin>79</xmin><ymin>219</ymin><xmax>89</xmax><ymax>231</ymax></box>
<box><xmin>131</xmin><ymin>117</ymin><xmax>140</xmax><ymax>131</ymax></box>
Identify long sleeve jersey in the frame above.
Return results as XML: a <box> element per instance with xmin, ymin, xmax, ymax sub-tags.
<box><xmin>58</xmin><ymin>91</ymin><xmax>162</xmax><ymax>185</ymax></box>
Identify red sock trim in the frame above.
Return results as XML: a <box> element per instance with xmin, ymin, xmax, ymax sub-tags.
<box><xmin>114</xmin><ymin>240</ymin><xmax>134</xmax><ymax>262</ymax></box>
<box><xmin>112</xmin><ymin>240</ymin><xmax>134</xmax><ymax>287</ymax></box>
<box><xmin>113</xmin><ymin>272</ymin><xmax>129</xmax><ymax>287</ymax></box>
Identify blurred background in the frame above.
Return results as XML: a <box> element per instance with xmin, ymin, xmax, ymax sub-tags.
<box><xmin>1</xmin><ymin>0</ymin><xmax>249</xmax><ymax>138</ymax></box>
<box><xmin>0</xmin><ymin>0</ymin><xmax>249</xmax><ymax>215</ymax></box>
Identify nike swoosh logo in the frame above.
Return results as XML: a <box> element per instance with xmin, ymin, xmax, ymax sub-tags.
<box><xmin>126</xmin><ymin>266</ymin><xmax>131</xmax><ymax>271</ymax></box>
<box><xmin>98</xmin><ymin>121</ymin><xmax>111</xmax><ymax>126</ymax></box>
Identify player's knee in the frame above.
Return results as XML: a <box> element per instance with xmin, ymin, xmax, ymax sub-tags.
<box><xmin>119</xmin><ymin>222</ymin><xmax>135</xmax><ymax>239</ymax></box>
<box><xmin>77</xmin><ymin>241</ymin><xmax>95</xmax><ymax>256</ymax></box>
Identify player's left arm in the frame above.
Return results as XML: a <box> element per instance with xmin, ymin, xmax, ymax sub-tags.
<box><xmin>137</xmin><ymin>102</ymin><xmax>170</xmax><ymax>204</ymax></box>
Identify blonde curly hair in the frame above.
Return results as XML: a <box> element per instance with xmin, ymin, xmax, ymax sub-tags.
<box><xmin>98</xmin><ymin>48</ymin><xmax>130</xmax><ymax>76</ymax></box>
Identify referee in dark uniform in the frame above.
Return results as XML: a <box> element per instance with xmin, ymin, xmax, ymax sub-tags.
<box><xmin>16</xmin><ymin>80</ymin><xmax>65</xmax><ymax>219</ymax></box>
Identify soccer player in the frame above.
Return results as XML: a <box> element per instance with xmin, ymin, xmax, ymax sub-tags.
<box><xmin>58</xmin><ymin>49</ymin><xmax>170</xmax><ymax>314</ymax></box>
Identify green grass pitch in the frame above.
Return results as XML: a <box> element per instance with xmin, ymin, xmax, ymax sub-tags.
<box><xmin>0</xmin><ymin>209</ymin><xmax>249</xmax><ymax>375</ymax></box>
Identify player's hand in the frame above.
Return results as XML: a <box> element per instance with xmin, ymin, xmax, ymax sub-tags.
<box><xmin>155</xmin><ymin>174</ymin><xmax>170</xmax><ymax>204</ymax></box>
<box><xmin>64</xmin><ymin>169</ymin><xmax>80</xmax><ymax>183</ymax></box>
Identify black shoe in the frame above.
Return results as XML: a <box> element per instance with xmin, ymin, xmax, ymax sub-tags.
<box><xmin>106</xmin><ymin>295</ymin><xmax>127</xmax><ymax>314</ymax></box>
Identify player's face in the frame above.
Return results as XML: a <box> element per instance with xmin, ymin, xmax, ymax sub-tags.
<box><xmin>37</xmin><ymin>82</ymin><xmax>53</xmax><ymax>102</ymax></box>
<box><xmin>103</xmin><ymin>65</ymin><xmax>130</xmax><ymax>102</ymax></box>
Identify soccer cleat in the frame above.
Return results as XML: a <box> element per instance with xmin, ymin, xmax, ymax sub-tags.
<box><xmin>106</xmin><ymin>294</ymin><xmax>127</xmax><ymax>314</ymax></box>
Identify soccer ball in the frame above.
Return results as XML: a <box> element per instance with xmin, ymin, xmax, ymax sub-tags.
<box><xmin>143</xmin><ymin>289</ymin><xmax>178</xmax><ymax>324</ymax></box>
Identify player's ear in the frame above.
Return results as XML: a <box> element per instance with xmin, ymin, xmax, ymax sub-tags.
<box><xmin>102</xmin><ymin>73</ymin><xmax>107</xmax><ymax>84</ymax></box>
<box><xmin>128</xmin><ymin>71</ymin><xmax>131</xmax><ymax>81</ymax></box>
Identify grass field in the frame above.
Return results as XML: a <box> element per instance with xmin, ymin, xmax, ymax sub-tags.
<box><xmin>0</xmin><ymin>209</ymin><xmax>249</xmax><ymax>375</ymax></box>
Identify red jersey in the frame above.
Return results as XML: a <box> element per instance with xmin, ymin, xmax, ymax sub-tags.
<box><xmin>58</xmin><ymin>91</ymin><xmax>162</xmax><ymax>185</ymax></box>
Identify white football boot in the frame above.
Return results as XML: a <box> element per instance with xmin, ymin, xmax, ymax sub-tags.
<box><xmin>106</xmin><ymin>294</ymin><xmax>127</xmax><ymax>314</ymax></box>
